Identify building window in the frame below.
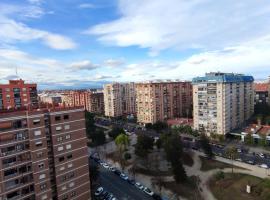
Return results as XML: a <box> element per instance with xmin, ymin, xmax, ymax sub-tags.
<box><xmin>40</xmin><ymin>183</ymin><xmax>47</xmax><ymax>190</ymax></box>
<box><xmin>67</xmin><ymin>163</ymin><xmax>73</xmax><ymax>168</ymax></box>
<box><xmin>67</xmin><ymin>154</ymin><xmax>72</xmax><ymax>160</ymax></box>
<box><xmin>59</xmin><ymin>156</ymin><xmax>65</xmax><ymax>162</ymax></box>
<box><xmin>71</xmin><ymin>191</ymin><xmax>77</xmax><ymax>197</ymax></box>
<box><xmin>66</xmin><ymin>144</ymin><xmax>71</xmax><ymax>150</ymax></box>
<box><xmin>33</xmin><ymin>119</ymin><xmax>40</xmax><ymax>125</ymax></box>
<box><xmin>41</xmin><ymin>194</ymin><xmax>48</xmax><ymax>200</ymax></box>
<box><xmin>37</xmin><ymin>152</ymin><xmax>44</xmax><ymax>158</ymax></box>
<box><xmin>57</xmin><ymin>136</ymin><xmax>63</xmax><ymax>142</ymax></box>
<box><xmin>64</xmin><ymin>115</ymin><xmax>69</xmax><ymax>120</ymax></box>
<box><xmin>64</xmin><ymin>125</ymin><xmax>70</xmax><ymax>130</ymax></box>
<box><xmin>35</xmin><ymin>141</ymin><xmax>43</xmax><ymax>147</ymax></box>
<box><xmin>69</xmin><ymin>182</ymin><xmax>75</xmax><ymax>188</ymax></box>
<box><xmin>61</xmin><ymin>185</ymin><xmax>67</xmax><ymax>191</ymax></box>
<box><xmin>58</xmin><ymin>146</ymin><xmax>64</xmax><ymax>152</ymax></box>
<box><xmin>38</xmin><ymin>162</ymin><xmax>45</xmax><ymax>169</ymax></box>
<box><xmin>60</xmin><ymin>166</ymin><xmax>65</xmax><ymax>171</ymax></box>
<box><xmin>65</xmin><ymin>134</ymin><xmax>71</xmax><ymax>140</ymax></box>
<box><xmin>56</xmin><ymin>126</ymin><xmax>62</xmax><ymax>131</ymax></box>
<box><xmin>34</xmin><ymin>130</ymin><xmax>41</xmax><ymax>136</ymax></box>
<box><xmin>55</xmin><ymin>116</ymin><xmax>61</xmax><ymax>121</ymax></box>
<box><xmin>39</xmin><ymin>174</ymin><xmax>46</xmax><ymax>180</ymax></box>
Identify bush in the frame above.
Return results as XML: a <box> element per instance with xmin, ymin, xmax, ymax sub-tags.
<box><xmin>215</xmin><ymin>171</ymin><xmax>225</xmax><ymax>181</ymax></box>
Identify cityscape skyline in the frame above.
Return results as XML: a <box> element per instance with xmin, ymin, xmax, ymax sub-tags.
<box><xmin>1</xmin><ymin>0</ymin><xmax>270</xmax><ymax>89</ymax></box>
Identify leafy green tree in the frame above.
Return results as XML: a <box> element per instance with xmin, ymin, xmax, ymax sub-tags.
<box><xmin>89</xmin><ymin>163</ymin><xmax>99</xmax><ymax>183</ymax></box>
<box><xmin>259</xmin><ymin>135</ymin><xmax>267</xmax><ymax>147</ymax></box>
<box><xmin>163</xmin><ymin>134</ymin><xmax>183</xmax><ymax>164</ymax></box>
<box><xmin>90</xmin><ymin>130</ymin><xmax>106</xmax><ymax>146</ymax></box>
<box><xmin>135</xmin><ymin>134</ymin><xmax>154</xmax><ymax>158</ymax></box>
<box><xmin>155</xmin><ymin>138</ymin><xmax>162</xmax><ymax>150</ymax></box>
<box><xmin>225</xmin><ymin>147</ymin><xmax>238</xmax><ymax>173</ymax></box>
<box><xmin>152</xmin><ymin>121</ymin><xmax>168</xmax><ymax>132</ymax></box>
<box><xmin>115</xmin><ymin>134</ymin><xmax>130</xmax><ymax>170</ymax></box>
<box><xmin>200</xmin><ymin>134</ymin><xmax>214</xmax><ymax>159</ymax></box>
<box><xmin>245</xmin><ymin>133</ymin><xmax>254</xmax><ymax>145</ymax></box>
<box><xmin>172</xmin><ymin>160</ymin><xmax>187</xmax><ymax>183</ymax></box>
<box><xmin>85</xmin><ymin>111</ymin><xmax>96</xmax><ymax>138</ymax></box>
<box><xmin>109</xmin><ymin>126</ymin><xmax>126</xmax><ymax>139</ymax></box>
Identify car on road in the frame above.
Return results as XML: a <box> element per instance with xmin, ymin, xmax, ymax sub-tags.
<box><xmin>102</xmin><ymin>163</ymin><xmax>110</xmax><ymax>169</ymax></box>
<box><xmin>135</xmin><ymin>182</ymin><xmax>144</xmax><ymax>190</ymax></box>
<box><xmin>114</xmin><ymin>169</ymin><xmax>121</xmax><ymax>176</ymax></box>
<box><xmin>235</xmin><ymin>158</ymin><xmax>242</xmax><ymax>162</ymax></box>
<box><xmin>127</xmin><ymin>179</ymin><xmax>135</xmax><ymax>185</ymax></box>
<box><xmin>259</xmin><ymin>164</ymin><xmax>268</xmax><ymax>169</ymax></box>
<box><xmin>152</xmin><ymin>194</ymin><xmax>163</xmax><ymax>200</ymax></box>
<box><xmin>144</xmin><ymin>187</ymin><xmax>154</xmax><ymax>196</ymax></box>
<box><xmin>237</xmin><ymin>148</ymin><xmax>242</xmax><ymax>153</ymax></box>
<box><xmin>120</xmin><ymin>173</ymin><xmax>129</xmax><ymax>180</ymax></box>
<box><xmin>258</xmin><ymin>153</ymin><xmax>265</xmax><ymax>158</ymax></box>
<box><xmin>100</xmin><ymin>191</ymin><xmax>110</xmax><ymax>199</ymax></box>
<box><xmin>94</xmin><ymin>187</ymin><xmax>103</xmax><ymax>196</ymax></box>
<box><xmin>245</xmin><ymin>160</ymin><xmax>255</xmax><ymax>165</ymax></box>
<box><xmin>109</xmin><ymin>167</ymin><xmax>116</xmax><ymax>172</ymax></box>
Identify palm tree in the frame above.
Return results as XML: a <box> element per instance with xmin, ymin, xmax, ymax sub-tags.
<box><xmin>115</xmin><ymin>134</ymin><xmax>130</xmax><ymax>170</ymax></box>
<box><xmin>225</xmin><ymin>147</ymin><xmax>238</xmax><ymax>173</ymax></box>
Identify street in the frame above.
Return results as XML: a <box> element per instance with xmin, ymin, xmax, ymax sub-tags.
<box><xmin>91</xmin><ymin>160</ymin><xmax>154</xmax><ymax>200</ymax></box>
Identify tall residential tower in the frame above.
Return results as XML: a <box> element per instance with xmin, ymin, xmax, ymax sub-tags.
<box><xmin>192</xmin><ymin>72</ymin><xmax>254</xmax><ymax>135</ymax></box>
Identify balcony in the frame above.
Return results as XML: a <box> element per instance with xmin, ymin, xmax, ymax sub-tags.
<box><xmin>4</xmin><ymin>164</ymin><xmax>32</xmax><ymax>180</ymax></box>
<box><xmin>5</xmin><ymin>174</ymin><xmax>34</xmax><ymax>191</ymax></box>
<box><xmin>5</xmin><ymin>185</ymin><xmax>34</xmax><ymax>200</ymax></box>
<box><xmin>1</xmin><ymin>143</ymin><xmax>30</xmax><ymax>157</ymax></box>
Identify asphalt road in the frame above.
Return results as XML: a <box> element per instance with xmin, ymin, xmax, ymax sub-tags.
<box><xmin>91</xmin><ymin>160</ymin><xmax>154</xmax><ymax>200</ymax></box>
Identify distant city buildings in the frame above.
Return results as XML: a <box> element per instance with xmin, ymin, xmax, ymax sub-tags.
<box><xmin>0</xmin><ymin>79</ymin><xmax>38</xmax><ymax>110</ymax></box>
<box><xmin>39</xmin><ymin>92</ymin><xmax>62</xmax><ymax>105</ymax></box>
<box><xmin>254</xmin><ymin>83</ymin><xmax>269</xmax><ymax>105</ymax></box>
<box><xmin>0</xmin><ymin>107</ymin><xmax>90</xmax><ymax>200</ymax></box>
<box><xmin>192</xmin><ymin>72</ymin><xmax>254</xmax><ymax>135</ymax></box>
<box><xmin>103</xmin><ymin>83</ymin><xmax>136</xmax><ymax>117</ymax></box>
<box><xmin>135</xmin><ymin>81</ymin><xmax>193</xmax><ymax>124</ymax></box>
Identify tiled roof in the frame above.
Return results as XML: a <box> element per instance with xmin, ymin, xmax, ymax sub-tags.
<box><xmin>255</xmin><ymin>83</ymin><xmax>269</xmax><ymax>92</ymax></box>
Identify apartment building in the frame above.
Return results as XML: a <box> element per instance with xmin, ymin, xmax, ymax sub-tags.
<box><xmin>254</xmin><ymin>83</ymin><xmax>269</xmax><ymax>105</ymax></box>
<box><xmin>0</xmin><ymin>80</ymin><xmax>38</xmax><ymax>110</ymax></box>
<box><xmin>39</xmin><ymin>93</ymin><xmax>62</xmax><ymax>105</ymax></box>
<box><xmin>135</xmin><ymin>81</ymin><xmax>193</xmax><ymax>124</ymax></box>
<box><xmin>192</xmin><ymin>72</ymin><xmax>254</xmax><ymax>135</ymax></box>
<box><xmin>61</xmin><ymin>90</ymin><xmax>104</xmax><ymax>114</ymax></box>
<box><xmin>103</xmin><ymin>83</ymin><xmax>136</xmax><ymax>117</ymax></box>
<box><xmin>0</xmin><ymin>107</ymin><xmax>90</xmax><ymax>200</ymax></box>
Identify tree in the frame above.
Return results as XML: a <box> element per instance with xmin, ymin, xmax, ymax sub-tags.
<box><xmin>115</xmin><ymin>134</ymin><xmax>130</xmax><ymax>170</ymax></box>
<box><xmin>225</xmin><ymin>147</ymin><xmax>238</xmax><ymax>173</ymax></box>
<box><xmin>108</xmin><ymin>126</ymin><xmax>126</xmax><ymax>139</ymax></box>
<box><xmin>85</xmin><ymin>111</ymin><xmax>96</xmax><ymax>138</ymax></box>
<box><xmin>200</xmin><ymin>134</ymin><xmax>214</xmax><ymax>159</ymax></box>
<box><xmin>89</xmin><ymin>163</ymin><xmax>99</xmax><ymax>183</ymax></box>
<box><xmin>245</xmin><ymin>133</ymin><xmax>254</xmax><ymax>145</ymax></box>
<box><xmin>90</xmin><ymin>130</ymin><xmax>106</xmax><ymax>146</ymax></box>
<box><xmin>135</xmin><ymin>134</ymin><xmax>154</xmax><ymax>158</ymax></box>
<box><xmin>259</xmin><ymin>135</ymin><xmax>267</xmax><ymax>147</ymax></box>
<box><xmin>172</xmin><ymin>160</ymin><xmax>187</xmax><ymax>183</ymax></box>
<box><xmin>155</xmin><ymin>138</ymin><xmax>162</xmax><ymax>150</ymax></box>
<box><xmin>152</xmin><ymin>121</ymin><xmax>168</xmax><ymax>132</ymax></box>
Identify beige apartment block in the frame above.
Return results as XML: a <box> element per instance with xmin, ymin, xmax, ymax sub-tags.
<box><xmin>103</xmin><ymin>83</ymin><xmax>136</xmax><ymax>117</ymax></box>
<box><xmin>192</xmin><ymin>72</ymin><xmax>254</xmax><ymax>135</ymax></box>
<box><xmin>135</xmin><ymin>81</ymin><xmax>193</xmax><ymax>124</ymax></box>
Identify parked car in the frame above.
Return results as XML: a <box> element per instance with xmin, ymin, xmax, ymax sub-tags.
<box><xmin>94</xmin><ymin>187</ymin><xmax>103</xmax><ymax>196</ymax></box>
<box><xmin>127</xmin><ymin>179</ymin><xmax>135</xmax><ymax>185</ymax></box>
<box><xmin>152</xmin><ymin>194</ymin><xmax>163</xmax><ymax>200</ymax></box>
<box><xmin>109</xmin><ymin>167</ymin><xmax>116</xmax><ymax>172</ymax></box>
<box><xmin>237</xmin><ymin>149</ymin><xmax>242</xmax><ymax>153</ymax></box>
<box><xmin>114</xmin><ymin>170</ymin><xmax>121</xmax><ymax>176</ymax></box>
<box><xmin>100</xmin><ymin>191</ymin><xmax>109</xmax><ymax>199</ymax></box>
<box><xmin>259</xmin><ymin>164</ymin><xmax>268</xmax><ymax>169</ymax></box>
<box><xmin>258</xmin><ymin>153</ymin><xmax>265</xmax><ymax>158</ymax></box>
<box><xmin>246</xmin><ymin>160</ymin><xmax>255</xmax><ymax>165</ymax></box>
<box><xmin>135</xmin><ymin>182</ymin><xmax>144</xmax><ymax>190</ymax></box>
<box><xmin>120</xmin><ymin>173</ymin><xmax>129</xmax><ymax>180</ymax></box>
<box><xmin>144</xmin><ymin>187</ymin><xmax>154</xmax><ymax>196</ymax></box>
<box><xmin>102</xmin><ymin>163</ymin><xmax>110</xmax><ymax>169</ymax></box>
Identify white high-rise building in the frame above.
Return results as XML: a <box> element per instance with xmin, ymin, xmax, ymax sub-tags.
<box><xmin>103</xmin><ymin>82</ymin><xmax>136</xmax><ymax>117</ymax></box>
<box><xmin>192</xmin><ymin>72</ymin><xmax>254</xmax><ymax>135</ymax></box>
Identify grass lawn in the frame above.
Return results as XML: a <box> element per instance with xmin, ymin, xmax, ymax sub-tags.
<box><xmin>209</xmin><ymin>173</ymin><xmax>270</xmax><ymax>200</ymax></box>
<box><xmin>200</xmin><ymin>156</ymin><xmax>242</xmax><ymax>171</ymax></box>
<box><xmin>162</xmin><ymin>176</ymin><xmax>203</xmax><ymax>200</ymax></box>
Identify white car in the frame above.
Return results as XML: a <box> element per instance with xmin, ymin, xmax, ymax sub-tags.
<box><xmin>259</xmin><ymin>164</ymin><xmax>268</xmax><ymax>169</ymax></box>
<box><xmin>235</xmin><ymin>158</ymin><xmax>242</xmax><ymax>162</ymax></box>
<box><xmin>120</xmin><ymin>173</ymin><xmax>128</xmax><ymax>180</ymax></box>
<box><xmin>258</xmin><ymin>153</ymin><xmax>265</xmax><ymax>158</ymax></box>
<box><xmin>237</xmin><ymin>149</ymin><xmax>242</xmax><ymax>153</ymax></box>
<box><xmin>94</xmin><ymin>187</ymin><xmax>103</xmax><ymax>196</ymax></box>
<box><xmin>143</xmin><ymin>187</ymin><xmax>154</xmax><ymax>196</ymax></box>
<box><xmin>135</xmin><ymin>182</ymin><xmax>144</xmax><ymax>190</ymax></box>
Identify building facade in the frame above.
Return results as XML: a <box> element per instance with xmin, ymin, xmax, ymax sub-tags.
<box><xmin>0</xmin><ymin>80</ymin><xmax>38</xmax><ymax>110</ymax></box>
<box><xmin>61</xmin><ymin>91</ymin><xmax>104</xmax><ymax>114</ymax></box>
<box><xmin>135</xmin><ymin>81</ymin><xmax>193</xmax><ymax>124</ymax></box>
<box><xmin>39</xmin><ymin>93</ymin><xmax>62</xmax><ymax>105</ymax></box>
<box><xmin>0</xmin><ymin>107</ymin><xmax>90</xmax><ymax>200</ymax></box>
<box><xmin>254</xmin><ymin>83</ymin><xmax>269</xmax><ymax>105</ymax></box>
<box><xmin>192</xmin><ymin>72</ymin><xmax>254</xmax><ymax>135</ymax></box>
<box><xmin>103</xmin><ymin>83</ymin><xmax>136</xmax><ymax>117</ymax></box>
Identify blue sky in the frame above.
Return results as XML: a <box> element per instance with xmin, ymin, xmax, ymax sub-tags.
<box><xmin>0</xmin><ymin>0</ymin><xmax>270</xmax><ymax>89</ymax></box>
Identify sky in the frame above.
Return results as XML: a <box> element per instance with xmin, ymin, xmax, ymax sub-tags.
<box><xmin>0</xmin><ymin>0</ymin><xmax>270</xmax><ymax>89</ymax></box>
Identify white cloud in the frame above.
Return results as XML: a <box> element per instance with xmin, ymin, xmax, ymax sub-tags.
<box><xmin>103</xmin><ymin>59</ymin><xmax>124</xmax><ymax>67</ymax></box>
<box><xmin>78</xmin><ymin>3</ymin><xmax>96</xmax><ymax>9</ymax></box>
<box><xmin>87</xmin><ymin>0</ymin><xmax>270</xmax><ymax>54</ymax></box>
<box><xmin>70</xmin><ymin>60</ymin><xmax>99</xmax><ymax>70</ymax></box>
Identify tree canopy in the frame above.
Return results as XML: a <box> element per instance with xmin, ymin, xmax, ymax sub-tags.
<box><xmin>135</xmin><ymin>134</ymin><xmax>154</xmax><ymax>158</ymax></box>
<box><xmin>109</xmin><ymin>126</ymin><xmax>126</xmax><ymax>139</ymax></box>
